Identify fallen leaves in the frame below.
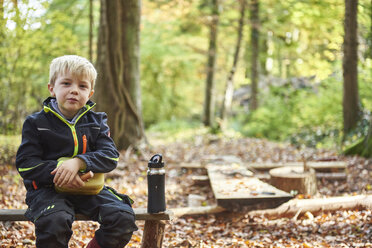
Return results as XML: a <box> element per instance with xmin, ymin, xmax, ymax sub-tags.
<box><xmin>1</xmin><ymin>134</ymin><xmax>372</xmax><ymax>247</ymax></box>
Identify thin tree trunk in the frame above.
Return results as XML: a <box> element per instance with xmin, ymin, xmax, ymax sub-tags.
<box><xmin>89</xmin><ymin>0</ymin><xmax>93</xmax><ymax>61</ymax></box>
<box><xmin>0</xmin><ymin>0</ymin><xmax>4</xmax><ymax>25</ymax></box>
<box><xmin>203</xmin><ymin>0</ymin><xmax>220</xmax><ymax>127</ymax></box>
<box><xmin>249</xmin><ymin>0</ymin><xmax>259</xmax><ymax>111</ymax></box>
<box><xmin>95</xmin><ymin>0</ymin><xmax>145</xmax><ymax>149</ymax></box>
<box><xmin>260</xmin><ymin>32</ymin><xmax>268</xmax><ymax>76</ymax></box>
<box><xmin>344</xmin><ymin>116</ymin><xmax>372</xmax><ymax>158</ymax></box>
<box><xmin>343</xmin><ymin>0</ymin><xmax>360</xmax><ymax>133</ymax></box>
<box><xmin>221</xmin><ymin>0</ymin><xmax>246</xmax><ymax>120</ymax></box>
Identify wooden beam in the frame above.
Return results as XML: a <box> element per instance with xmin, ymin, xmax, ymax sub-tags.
<box><xmin>181</xmin><ymin>161</ymin><xmax>347</xmax><ymax>173</ymax></box>
<box><xmin>247</xmin><ymin>161</ymin><xmax>347</xmax><ymax>172</ymax></box>
<box><xmin>172</xmin><ymin>205</ymin><xmax>226</xmax><ymax>217</ymax></box>
<box><xmin>0</xmin><ymin>208</ymin><xmax>172</xmax><ymax>222</ymax></box>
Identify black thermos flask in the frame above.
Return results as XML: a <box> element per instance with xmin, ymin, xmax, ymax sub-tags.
<box><xmin>147</xmin><ymin>154</ymin><xmax>166</xmax><ymax>213</ymax></box>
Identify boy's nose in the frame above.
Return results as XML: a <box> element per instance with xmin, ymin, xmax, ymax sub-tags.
<box><xmin>70</xmin><ymin>84</ymin><xmax>79</xmax><ymax>94</ymax></box>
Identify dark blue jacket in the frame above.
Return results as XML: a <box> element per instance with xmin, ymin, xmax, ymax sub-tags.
<box><xmin>16</xmin><ymin>97</ymin><xmax>120</xmax><ymax>192</ymax></box>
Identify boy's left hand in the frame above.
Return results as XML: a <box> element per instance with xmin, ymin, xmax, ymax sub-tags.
<box><xmin>64</xmin><ymin>171</ymin><xmax>94</xmax><ymax>189</ymax></box>
<box><xmin>51</xmin><ymin>158</ymin><xmax>86</xmax><ymax>187</ymax></box>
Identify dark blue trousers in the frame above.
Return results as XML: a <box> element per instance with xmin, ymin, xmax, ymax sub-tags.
<box><xmin>25</xmin><ymin>186</ymin><xmax>138</xmax><ymax>248</ymax></box>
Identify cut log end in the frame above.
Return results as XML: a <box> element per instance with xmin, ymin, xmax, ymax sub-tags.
<box><xmin>269</xmin><ymin>167</ymin><xmax>317</xmax><ymax>195</ymax></box>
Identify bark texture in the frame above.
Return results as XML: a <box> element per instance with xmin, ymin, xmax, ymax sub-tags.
<box><xmin>141</xmin><ymin>220</ymin><xmax>165</xmax><ymax>248</ymax></box>
<box><xmin>249</xmin><ymin>0</ymin><xmax>259</xmax><ymax>111</ymax></box>
<box><xmin>89</xmin><ymin>0</ymin><xmax>93</xmax><ymax>61</ymax></box>
<box><xmin>343</xmin><ymin>0</ymin><xmax>360</xmax><ymax>133</ymax></box>
<box><xmin>95</xmin><ymin>0</ymin><xmax>145</xmax><ymax>149</ymax></box>
<box><xmin>203</xmin><ymin>0</ymin><xmax>220</xmax><ymax>126</ymax></box>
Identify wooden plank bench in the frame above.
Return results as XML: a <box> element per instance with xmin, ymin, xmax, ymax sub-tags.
<box><xmin>246</xmin><ymin>161</ymin><xmax>347</xmax><ymax>172</ymax></box>
<box><xmin>0</xmin><ymin>208</ymin><xmax>173</xmax><ymax>248</ymax></box>
<box><xmin>207</xmin><ymin>164</ymin><xmax>293</xmax><ymax>210</ymax></box>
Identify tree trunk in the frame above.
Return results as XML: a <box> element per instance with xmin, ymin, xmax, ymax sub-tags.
<box><xmin>343</xmin><ymin>0</ymin><xmax>360</xmax><ymax>133</ymax></box>
<box><xmin>221</xmin><ymin>0</ymin><xmax>246</xmax><ymax>120</ymax></box>
<box><xmin>89</xmin><ymin>0</ymin><xmax>93</xmax><ymax>61</ymax></box>
<box><xmin>203</xmin><ymin>0</ymin><xmax>220</xmax><ymax>127</ymax></box>
<box><xmin>344</xmin><ymin>116</ymin><xmax>372</xmax><ymax>158</ymax></box>
<box><xmin>0</xmin><ymin>0</ymin><xmax>4</xmax><ymax>25</ymax></box>
<box><xmin>95</xmin><ymin>0</ymin><xmax>145</xmax><ymax>149</ymax></box>
<box><xmin>249</xmin><ymin>0</ymin><xmax>259</xmax><ymax>111</ymax></box>
<box><xmin>0</xmin><ymin>0</ymin><xmax>5</xmax><ymax>48</ymax></box>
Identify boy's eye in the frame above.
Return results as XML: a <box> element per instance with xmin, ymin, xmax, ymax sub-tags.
<box><xmin>80</xmin><ymin>84</ymin><xmax>88</xmax><ymax>89</ymax></box>
<box><xmin>62</xmin><ymin>82</ymin><xmax>70</xmax><ymax>85</ymax></box>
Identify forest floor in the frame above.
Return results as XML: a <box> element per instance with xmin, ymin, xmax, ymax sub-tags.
<box><xmin>1</xmin><ymin>132</ymin><xmax>372</xmax><ymax>247</ymax></box>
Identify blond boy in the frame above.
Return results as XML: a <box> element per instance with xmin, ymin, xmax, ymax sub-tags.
<box><xmin>16</xmin><ymin>55</ymin><xmax>137</xmax><ymax>248</ymax></box>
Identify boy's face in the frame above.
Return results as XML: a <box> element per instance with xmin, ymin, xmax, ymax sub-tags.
<box><xmin>48</xmin><ymin>71</ymin><xmax>94</xmax><ymax>119</ymax></box>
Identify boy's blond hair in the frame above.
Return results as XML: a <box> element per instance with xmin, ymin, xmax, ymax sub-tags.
<box><xmin>49</xmin><ymin>55</ymin><xmax>97</xmax><ymax>89</ymax></box>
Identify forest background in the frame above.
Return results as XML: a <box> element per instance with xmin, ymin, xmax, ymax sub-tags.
<box><xmin>0</xmin><ymin>0</ymin><xmax>371</xmax><ymax>161</ymax></box>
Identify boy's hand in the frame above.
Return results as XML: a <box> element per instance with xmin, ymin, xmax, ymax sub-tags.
<box><xmin>63</xmin><ymin>172</ymin><xmax>94</xmax><ymax>188</ymax></box>
<box><xmin>51</xmin><ymin>158</ymin><xmax>86</xmax><ymax>187</ymax></box>
<box><xmin>64</xmin><ymin>174</ymin><xmax>85</xmax><ymax>188</ymax></box>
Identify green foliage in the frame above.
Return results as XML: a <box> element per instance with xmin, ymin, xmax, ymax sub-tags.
<box><xmin>359</xmin><ymin>59</ymin><xmax>372</xmax><ymax>110</ymax></box>
<box><xmin>147</xmin><ymin>119</ymin><xmax>206</xmax><ymax>144</ymax></box>
<box><xmin>0</xmin><ymin>135</ymin><xmax>21</xmax><ymax>164</ymax></box>
<box><xmin>343</xmin><ymin>112</ymin><xmax>372</xmax><ymax>158</ymax></box>
<box><xmin>148</xmin><ymin>118</ymin><xmax>201</xmax><ymax>134</ymax></box>
<box><xmin>141</xmin><ymin>4</ymin><xmax>206</xmax><ymax>127</ymax></box>
<box><xmin>232</xmin><ymin>75</ymin><xmax>344</xmax><ymax>148</ymax></box>
<box><xmin>0</xmin><ymin>0</ymin><xmax>96</xmax><ymax>134</ymax></box>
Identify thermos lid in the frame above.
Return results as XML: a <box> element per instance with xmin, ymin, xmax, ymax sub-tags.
<box><xmin>148</xmin><ymin>154</ymin><xmax>164</xmax><ymax>168</ymax></box>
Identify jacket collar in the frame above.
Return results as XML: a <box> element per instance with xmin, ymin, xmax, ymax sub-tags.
<box><xmin>43</xmin><ymin>97</ymin><xmax>96</xmax><ymax>109</ymax></box>
<box><xmin>42</xmin><ymin>97</ymin><xmax>96</xmax><ymax>125</ymax></box>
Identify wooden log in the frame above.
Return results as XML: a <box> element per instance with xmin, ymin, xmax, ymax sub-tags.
<box><xmin>316</xmin><ymin>172</ymin><xmax>347</xmax><ymax>180</ymax></box>
<box><xmin>269</xmin><ymin>167</ymin><xmax>317</xmax><ymax>195</ymax></box>
<box><xmin>191</xmin><ymin>175</ymin><xmax>210</xmax><ymax>186</ymax></box>
<box><xmin>171</xmin><ymin>205</ymin><xmax>226</xmax><ymax>217</ymax></box>
<box><xmin>248</xmin><ymin>194</ymin><xmax>372</xmax><ymax>219</ymax></box>
<box><xmin>247</xmin><ymin>161</ymin><xmax>347</xmax><ymax>172</ymax></box>
<box><xmin>180</xmin><ymin>162</ymin><xmax>206</xmax><ymax>170</ymax></box>
<box><xmin>141</xmin><ymin>220</ymin><xmax>166</xmax><ymax>248</ymax></box>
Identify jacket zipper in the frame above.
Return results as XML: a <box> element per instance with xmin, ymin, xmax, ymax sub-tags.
<box><xmin>82</xmin><ymin>134</ymin><xmax>87</xmax><ymax>154</ymax></box>
<box><xmin>44</xmin><ymin>105</ymin><xmax>93</xmax><ymax>157</ymax></box>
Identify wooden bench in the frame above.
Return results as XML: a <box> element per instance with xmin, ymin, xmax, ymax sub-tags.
<box><xmin>0</xmin><ymin>208</ymin><xmax>173</xmax><ymax>248</ymax></box>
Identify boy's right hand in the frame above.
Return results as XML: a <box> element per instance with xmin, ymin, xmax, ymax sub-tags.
<box><xmin>51</xmin><ymin>158</ymin><xmax>86</xmax><ymax>187</ymax></box>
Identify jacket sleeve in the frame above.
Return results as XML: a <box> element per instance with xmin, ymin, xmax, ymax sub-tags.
<box><xmin>75</xmin><ymin>114</ymin><xmax>120</xmax><ymax>173</ymax></box>
<box><xmin>16</xmin><ymin>116</ymin><xmax>58</xmax><ymax>185</ymax></box>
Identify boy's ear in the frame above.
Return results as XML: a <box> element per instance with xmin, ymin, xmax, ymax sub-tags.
<box><xmin>48</xmin><ymin>83</ymin><xmax>55</xmax><ymax>97</ymax></box>
<box><xmin>89</xmin><ymin>90</ymin><xmax>94</xmax><ymax>98</ymax></box>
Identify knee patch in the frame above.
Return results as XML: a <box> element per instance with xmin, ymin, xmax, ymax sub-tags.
<box><xmin>95</xmin><ymin>208</ymin><xmax>137</xmax><ymax>248</ymax></box>
<box><xmin>34</xmin><ymin>207</ymin><xmax>74</xmax><ymax>248</ymax></box>
<box><xmin>36</xmin><ymin>209</ymin><xmax>73</xmax><ymax>232</ymax></box>
<box><xmin>26</xmin><ymin>199</ymin><xmax>74</xmax><ymax>223</ymax></box>
<box><xmin>99</xmin><ymin>205</ymin><xmax>138</xmax><ymax>234</ymax></box>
